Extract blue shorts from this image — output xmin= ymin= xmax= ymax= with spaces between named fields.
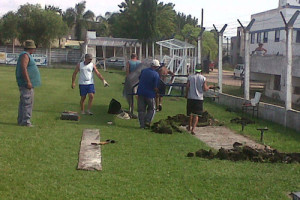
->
xmin=79 ymin=84 xmax=95 ymax=96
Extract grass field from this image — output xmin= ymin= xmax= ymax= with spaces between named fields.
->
xmin=0 ymin=65 xmax=299 ymax=200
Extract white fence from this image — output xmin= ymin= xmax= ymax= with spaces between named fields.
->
xmin=0 ymin=46 xmax=82 ymax=65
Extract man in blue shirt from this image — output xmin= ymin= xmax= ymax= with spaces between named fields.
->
xmin=137 ymin=60 xmax=160 ymax=129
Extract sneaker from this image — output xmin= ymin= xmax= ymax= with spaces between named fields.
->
xmin=81 ymin=111 xmax=85 ymax=115
xmin=20 ymin=123 xmax=34 ymax=127
xmin=158 ymin=104 xmax=162 ymax=111
xmin=145 ymin=122 xmax=151 ymax=129
xmin=86 ymin=111 xmax=93 ymax=115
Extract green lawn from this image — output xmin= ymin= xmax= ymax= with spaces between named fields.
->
xmin=0 ymin=65 xmax=299 ymax=200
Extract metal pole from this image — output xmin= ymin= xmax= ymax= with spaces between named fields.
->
xmin=244 ymin=30 xmax=250 ymax=100
xmin=218 ymin=34 xmax=223 ymax=93
xmin=139 ymin=43 xmax=142 ymax=60
xmin=146 ymin=42 xmax=149 ymax=58
xmin=197 ymin=37 xmax=201 ymax=64
xmin=227 ymin=37 xmax=229 ymax=58
xmin=152 ymin=42 xmax=155 ymax=59
xmin=285 ymin=27 xmax=293 ymax=110
xmin=160 ymin=45 xmax=162 ymax=62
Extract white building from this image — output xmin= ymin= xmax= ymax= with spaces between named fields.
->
xmin=247 ymin=0 xmax=300 ymax=105
xmin=250 ymin=0 xmax=300 ymax=55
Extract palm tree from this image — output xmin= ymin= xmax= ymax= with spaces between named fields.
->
xmin=62 ymin=1 xmax=96 ymax=40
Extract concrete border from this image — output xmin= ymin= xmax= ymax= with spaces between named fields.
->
xmin=216 ymin=92 xmax=300 ymax=132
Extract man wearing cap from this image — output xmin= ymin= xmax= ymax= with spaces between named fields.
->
xmin=72 ymin=54 xmax=109 ymax=115
xmin=137 ymin=59 xmax=160 ymax=129
xmin=16 ymin=40 xmax=41 ymax=127
xmin=185 ymin=69 xmax=211 ymax=135
xmin=155 ymin=62 xmax=175 ymax=111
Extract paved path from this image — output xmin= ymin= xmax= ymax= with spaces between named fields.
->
xmin=189 ymin=126 xmax=265 ymax=150
xmin=205 ymin=69 xmax=265 ymax=89
xmin=205 ymin=69 xmax=242 ymax=86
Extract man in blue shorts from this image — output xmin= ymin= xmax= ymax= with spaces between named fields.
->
xmin=185 ymin=69 xmax=212 ymax=134
xmin=72 ymin=54 xmax=109 ymax=115
xmin=137 ymin=60 xmax=160 ymax=129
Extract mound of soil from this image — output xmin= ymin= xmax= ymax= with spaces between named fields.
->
xmin=230 ymin=117 xmax=255 ymax=125
xmin=151 ymin=112 xmax=224 ymax=134
xmin=187 ymin=143 xmax=300 ymax=164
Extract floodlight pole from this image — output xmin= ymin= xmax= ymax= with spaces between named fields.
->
xmin=280 ymin=11 xmax=299 ymax=111
xmin=238 ymin=19 xmax=255 ymax=100
xmin=213 ymin=24 xmax=227 ymax=93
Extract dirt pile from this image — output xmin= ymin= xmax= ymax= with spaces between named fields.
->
xmin=230 ymin=117 xmax=255 ymax=125
xmin=187 ymin=143 xmax=300 ymax=164
xmin=151 ymin=112 xmax=224 ymax=134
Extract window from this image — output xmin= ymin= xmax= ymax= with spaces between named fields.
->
xmin=257 ymin=32 xmax=261 ymax=43
xmin=275 ymin=30 xmax=280 ymax=42
xmin=274 ymin=75 xmax=281 ymax=91
xmin=294 ymin=86 xmax=300 ymax=95
xmin=251 ymin=33 xmax=255 ymax=44
xmin=296 ymin=30 xmax=300 ymax=43
xmin=263 ymin=31 xmax=268 ymax=43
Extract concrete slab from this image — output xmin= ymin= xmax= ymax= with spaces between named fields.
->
xmin=77 ymin=129 xmax=102 ymax=171
xmin=187 ymin=126 xmax=265 ymax=150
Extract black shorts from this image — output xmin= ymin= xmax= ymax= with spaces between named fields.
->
xmin=187 ymin=99 xmax=203 ymax=116
xmin=158 ymin=80 xmax=166 ymax=95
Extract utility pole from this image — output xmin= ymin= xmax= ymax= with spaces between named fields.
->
xmin=238 ymin=19 xmax=255 ymax=100
xmin=226 ymin=37 xmax=229 ymax=58
xmin=197 ymin=26 xmax=205 ymax=66
xmin=280 ymin=11 xmax=299 ymax=111
xmin=200 ymin=9 xmax=204 ymax=67
xmin=213 ymin=24 xmax=227 ymax=93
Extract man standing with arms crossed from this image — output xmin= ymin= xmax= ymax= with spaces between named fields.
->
xmin=16 ymin=40 xmax=41 ymax=127
xmin=72 ymin=54 xmax=109 ymax=115
xmin=185 ymin=69 xmax=211 ymax=135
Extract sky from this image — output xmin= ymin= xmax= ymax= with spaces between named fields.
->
xmin=0 ymin=0 xmax=279 ymax=37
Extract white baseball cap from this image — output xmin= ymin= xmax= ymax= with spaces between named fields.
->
xmin=151 ymin=59 xmax=160 ymax=67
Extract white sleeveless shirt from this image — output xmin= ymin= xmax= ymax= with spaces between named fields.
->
xmin=187 ymin=74 xmax=206 ymax=100
xmin=79 ymin=61 xmax=94 ymax=85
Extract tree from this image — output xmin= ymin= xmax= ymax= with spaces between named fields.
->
xmin=175 ymin=24 xmax=218 ymax=61
xmin=110 ymin=0 xmax=142 ymax=38
xmin=139 ymin=0 xmax=157 ymax=42
xmin=17 ymin=4 xmax=68 ymax=47
xmin=156 ymin=2 xmax=176 ymax=40
xmin=62 ymin=1 xmax=96 ymax=40
xmin=202 ymin=31 xmax=218 ymax=61
xmin=95 ymin=12 xmax=112 ymax=37
xmin=1 ymin=11 xmax=19 ymax=51
xmin=45 ymin=5 xmax=62 ymax=15
xmin=63 ymin=8 xmax=76 ymax=29
xmin=175 ymin=12 xmax=198 ymax=32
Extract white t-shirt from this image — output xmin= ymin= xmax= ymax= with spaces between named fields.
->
xmin=79 ymin=61 xmax=94 ymax=85
xmin=187 ymin=74 xmax=206 ymax=100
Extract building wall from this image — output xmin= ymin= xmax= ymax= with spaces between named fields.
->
xmin=250 ymin=7 xmax=300 ymax=56
xmin=250 ymin=55 xmax=300 ymax=103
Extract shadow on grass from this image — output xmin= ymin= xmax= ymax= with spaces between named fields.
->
xmin=0 ymin=122 xmax=19 ymax=126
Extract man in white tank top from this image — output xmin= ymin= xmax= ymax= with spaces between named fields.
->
xmin=185 ymin=69 xmax=212 ymax=134
xmin=72 ymin=54 xmax=109 ymax=115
